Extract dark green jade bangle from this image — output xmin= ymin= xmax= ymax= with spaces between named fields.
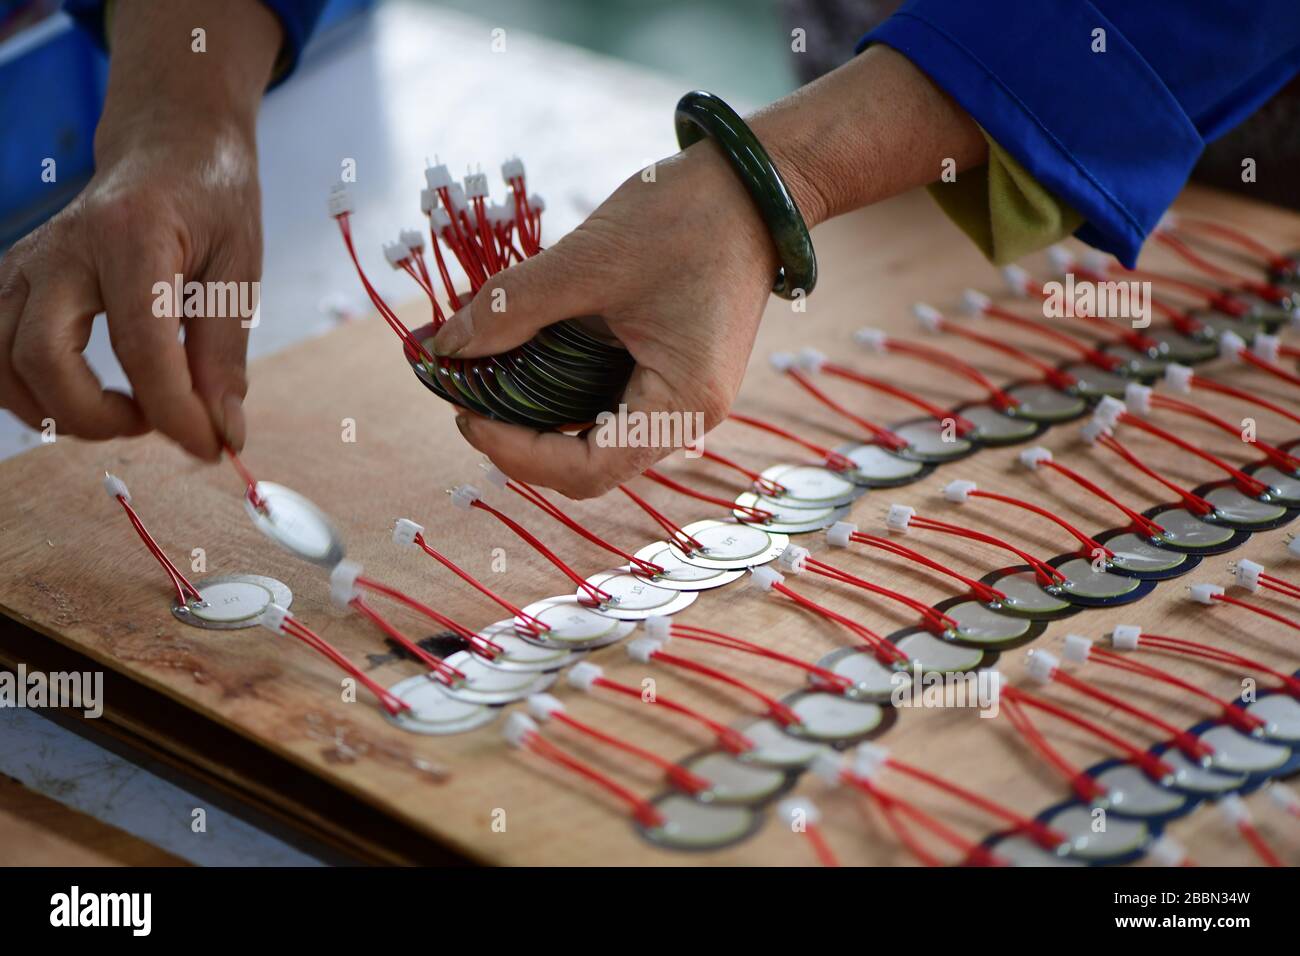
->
xmin=674 ymin=90 xmax=817 ymax=299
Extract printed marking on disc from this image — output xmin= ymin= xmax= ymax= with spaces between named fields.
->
xmin=1045 ymin=804 xmax=1148 ymax=862
xmin=1162 ymin=750 xmax=1245 ymax=793
xmin=734 ymin=718 xmax=826 ymax=768
xmin=474 ymin=620 xmax=582 ymax=672
xmin=1200 ymin=726 xmax=1291 ymax=774
xmin=683 ymin=752 xmax=790 ymax=805
xmin=1103 ymin=533 xmax=1187 ymax=574
xmin=1152 ymin=508 xmax=1235 ymax=549
xmin=1095 ymin=764 xmax=1187 ymax=818
xmin=958 ymin=404 xmax=1040 ymax=442
xmin=1203 ymin=485 xmax=1287 ymax=525
xmin=1060 ymin=363 xmax=1129 ymax=398
xmin=782 ymin=691 xmax=883 ymax=743
xmin=987 ymin=570 xmax=1072 ymax=614
xmin=172 ymin=574 xmax=291 ymax=630
xmin=1003 ymin=383 xmax=1086 ymax=421
xmin=758 ymin=463 xmax=860 ymax=506
xmin=630 ymin=541 xmax=744 ymax=591
xmin=833 ymin=443 xmax=925 ymax=484
xmin=514 ymin=596 xmax=636 ymax=649
xmin=1247 ymin=695 xmax=1300 ymax=742
xmin=386 ymin=675 xmax=497 ymax=735
xmin=245 ymin=481 xmax=345 ymax=566
xmin=733 ymin=492 xmax=848 ymax=533
xmin=439 ymin=650 xmax=557 ymax=705
xmin=582 ymin=569 xmax=697 ymax=620
xmin=890 ymin=418 xmax=973 ymax=461
xmin=944 ymin=600 xmax=1032 ymax=644
xmin=668 ymin=519 xmax=788 ymax=570
xmin=639 ymin=794 xmax=758 ymax=850
xmin=1054 ymin=557 xmax=1142 ymax=599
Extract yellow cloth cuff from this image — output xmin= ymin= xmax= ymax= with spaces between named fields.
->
xmin=928 ymin=132 xmax=1084 ymax=266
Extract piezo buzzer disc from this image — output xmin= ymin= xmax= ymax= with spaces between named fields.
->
xmin=832 ymin=442 xmax=931 ymax=487
xmin=1142 ymin=505 xmax=1248 ymax=554
xmin=757 ymin=463 xmax=861 ymax=507
xmin=1089 ymin=761 xmax=1193 ymax=821
xmin=244 ymin=481 xmax=345 ymax=567
xmin=979 ymin=567 xmax=1080 ymax=621
xmin=636 ymin=793 xmax=762 ymax=851
xmin=630 ymin=541 xmax=745 ymax=592
xmin=1244 ymin=460 xmax=1300 ymax=507
xmin=933 ymin=597 xmax=1045 ymax=648
xmin=1193 ymin=480 xmax=1295 ymax=531
xmin=514 ymin=596 xmax=637 ymax=650
xmin=733 ymin=492 xmax=849 ymax=534
xmin=679 ymin=751 xmax=796 ymax=806
xmin=1058 ymin=362 xmax=1133 ymax=398
xmin=777 ymin=690 xmax=893 ymax=745
xmin=1092 ymin=529 xmax=1200 ymax=581
xmin=439 ymin=650 xmax=558 ymax=705
xmin=474 ymin=620 xmax=584 ymax=673
xmin=1001 ymin=381 xmax=1088 ymax=423
xmin=385 ymin=675 xmax=498 ymax=736
xmin=952 ymin=402 xmax=1046 ymax=446
xmin=1044 ymin=555 xmax=1155 ymax=608
xmin=668 ymin=519 xmax=789 ymax=570
xmin=888 ymin=417 xmax=978 ymax=464
xmin=171 ymin=574 xmax=292 ymax=630
xmin=580 ymin=569 xmax=698 ymax=620
xmin=1036 ymin=803 xmax=1152 ymax=865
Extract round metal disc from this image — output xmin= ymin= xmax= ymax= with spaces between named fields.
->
xmin=668 ymin=519 xmax=789 ymax=570
xmin=385 ymin=675 xmax=498 ymax=736
xmin=832 ymin=442 xmax=930 ymax=488
xmin=1194 ymin=481 xmax=1294 ymax=531
xmin=1247 ymin=694 xmax=1300 ymax=743
xmin=952 ymin=402 xmax=1045 ymax=446
xmin=1093 ymin=529 xmax=1198 ymax=580
xmin=1144 ymin=505 xmax=1247 ymax=554
xmin=636 ymin=793 xmax=761 ymax=851
xmin=816 ymin=630 xmax=988 ymax=702
xmin=630 ymin=541 xmax=744 ymax=592
xmin=439 ymin=650 xmax=557 ymax=705
xmin=1183 ymin=309 xmax=1261 ymax=343
xmin=171 ymin=573 xmax=291 ymax=630
xmin=1199 ymin=725 xmax=1292 ymax=776
xmin=1155 ymin=748 xmax=1246 ymax=795
xmin=979 ymin=567 xmax=1078 ymax=619
xmin=681 ymin=751 xmax=795 ymax=806
xmin=473 ymin=620 xmax=584 ymax=673
xmin=733 ymin=492 xmax=849 ymax=534
xmin=937 ymin=598 xmax=1041 ymax=648
xmin=984 ymin=832 xmax=1083 ymax=867
xmin=1059 ymin=362 xmax=1132 ymax=398
xmin=757 ymin=463 xmax=861 ymax=507
xmin=1002 ymin=381 xmax=1088 ymax=422
xmin=1245 ymin=461 xmax=1300 ymax=506
xmin=1097 ymin=343 xmax=1169 ymax=378
xmin=778 ymin=690 xmax=892 ymax=744
xmin=581 ymin=569 xmax=698 ymax=620
xmin=888 ymin=417 xmax=978 ymax=463
xmin=1107 ymin=327 xmax=1219 ymax=366
xmin=1040 ymin=803 xmax=1151 ymax=865
xmin=514 ymin=595 xmax=636 ymax=649
xmin=1092 ymin=762 xmax=1192 ymax=820
xmin=1046 ymin=555 xmax=1154 ymax=607
xmin=244 ymin=481 xmax=345 ymax=567
xmin=732 ymin=716 xmax=828 ymax=768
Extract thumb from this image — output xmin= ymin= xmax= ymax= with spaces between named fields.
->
xmin=431 ymin=238 xmax=603 ymax=359
xmin=185 ymin=307 xmax=251 ymax=452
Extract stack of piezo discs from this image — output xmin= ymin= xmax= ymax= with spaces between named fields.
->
xmin=410 ymin=319 xmax=634 ymax=429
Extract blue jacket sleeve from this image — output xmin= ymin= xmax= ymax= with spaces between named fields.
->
xmin=860 ymin=1 xmax=1300 ymax=266
xmin=64 ymin=0 xmax=331 ymax=88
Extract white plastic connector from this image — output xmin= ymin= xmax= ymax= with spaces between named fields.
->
xmin=912 ymin=302 xmax=944 ymax=332
xmin=424 ymin=161 xmax=452 ymax=191
xmin=643 ymin=616 xmax=672 ymax=642
xmin=852 ymin=742 xmax=890 ymax=780
xmin=527 ymin=193 xmax=545 ymax=214
xmin=1111 ymin=624 xmax=1141 ymax=650
xmin=399 ymin=228 xmax=425 ymax=254
xmin=1080 ymin=248 xmax=1110 ymax=275
xmin=445 ymin=183 xmax=467 ymax=212
xmin=1233 ymin=558 xmax=1264 ymax=592
xmin=429 ymin=207 xmax=451 ymax=231
xmin=327 ymin=182 xmax=353 ymax=217
xmin=449 ymin=484 xmax=482 ymax=510
xmin=749 ymin=566 xmax=785 ymax=592
xmin=1080 ymin=417 xmax=1110 ymax=445
xmin=960 ymin=288 xmax=991 ymax=316
xmin=1188 ymin=583 xmax=1224 ymax=605
xmin=778 ymin=544 xmax=810 ymax=574
xmin=826 ymin=520 xmax=857 ymax=549
xmin=1164 ymin=363 xmax=1194 ymax=394
xmin=943 ymin=479 xmax=977 ymax=503
xmin=1147 ymin=835 xmax=1187 ymax=867
xmin=1093 ymin=395 xmax=1127 ymax=429
xmin=777 ymin=797 xmax=820 ymax=827
xmin=383 ymin=241 xmax=408 ymax=268
xmin=1062 ymin=634 xmax=1093 ymax=664
xmin=566 ymin=661 xmax=603 ymax=693
xmin=500 ymin=156 xmax=525 ymax=181
xmin=810 ymin=749 xmax=845 ymax=786
xmin=503 ymin=711 xmax=537 ymax=749
xmin=853 ymin=327 xmax=889 ymax=353
xmin=768 ymin=351 xmax=796 ymax=372
xmin=1018 ymin=446 xmax=1053 ymax=470
xmin=1001 ymin=264 xmax=1032 ymax=297
xmin=1026 ymin=649 xmax=1059 ymax=684
xmin=1046 ymin=244 xmax=1075 ymax=276
xmin=626 ymin=637 xmax=662 ymax=664
xmin=329 ymin=559 xmax=363 ymax=609
xmin=1217 ymin=793 xmax=1250 ymax=826
xmin=526 ymin=693 xmax=564 ymax=722
xmin=258 ymin=602 xmax=290 ymax=635
xmin=1124 ymin=383 xmax=1152 ymax=417
xmin=886 ymin=503 xmax=915 ymax=533
xmin=102 ymin=473 xmax=130 ymax=502
xmin=796 ymin=347 xmax=827 ymax=373
xmin=1268 ymin=782 xmax=1299 ymax=814
xmin=1219 ymin=329 xmax=1246 ymax=361
xmin=482 ymin=463 xmax=509 ymax=489
xmin=463 ymin=170 xmax=489 ymax=199
xmin=1252 ymin=333 xmax=1280 ymax=363
xmin=419 ymin=187 xmax=436 ymax=214
xmin=392 ymin=518 xmax=423 ymax=549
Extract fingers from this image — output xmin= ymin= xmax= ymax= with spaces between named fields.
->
xmin=184 ymin=296 xmax=252 ymax=453
xmin=9 ymin=252 xmax=147 ymax=441
xmin=432 ymin=234 xmax=605 ymax=359
xmin=0 ymin=259 xmax=45 ymax=430
xmin=99 ymin=232 xmax=223 ymax=460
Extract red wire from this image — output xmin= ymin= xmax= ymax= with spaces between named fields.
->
xmin=1035 ymin=458 xmax=1166 ymax=537
xmin=349 ymin=595 xmax=461 ymax=683
xmin=1089 ymin=646 xmax=1264 ymax=734
xmin=783 ymin=368 xmax=908 ymax=450
xmin=643 ymin=645 xmax=801 ymax=726
xmin=699 ymin=449 xmax=787 ymax=497
xmin=115 ymin=496 xmax=203 ymax=605
xmin=617 ymin=484 xmax=705 ymax=555
xmin=877 ymin=337 xmax=1019 ymax=409
xmin=967 ymin=488 xmax=1111 ymax=557
xmin=549 ymin=711 xmax=710 ymax=795
xmin=1094 ymin=433 xmax=1215 ymax=515
xmin=930 ymin=316 xmax=1077 ymax=388
xmin=769 ymin=579 xmax=909 ymax=665
xmin=846 ymin=531 xmax=1007 ymax=603
xmin=1209 ymin=591 xmax=1300 ymax=632
xmin=981 ymin=302 xmax=1121 ymax=370
xmin=411 ymin=532 xmax=544 ymax=638
xmin=282 ymin=616 xmax=409 ymax=715
xmin=522 ymin=730 xmax=663 ymax=828
xmin=1134 ymin=632 xmax=1300 ymax=697
xmin=667 ymin=622 xmax=854 ymax=692
xmin=468 ymin=499 xmax=612 ymax=606
xmin=803 ymin=823 xmax=840 ymax=867
xmin=1171 ymin=217 xmax=1297 ymax=273
xmin=804 ymin=556 xmax=957 ymax=634
xmin=592 ymin=675 xmax=753 ymax=754
xmin=726 ymin=412 xmax=855 ymax=472
xmin=642 ymin=469 xmax=773 ymax=524
xmin=821 ymin=361 xmax=976 ymax=434
xmin=908 ymin=514 xmax=1067 ymax=586
xmin=1147 ymin=395 xmax=1299 ymax=472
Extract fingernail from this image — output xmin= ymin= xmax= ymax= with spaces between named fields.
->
xmin=221 ymin=392 xmax=247 ymax=451
xmin=433 ymin=307 xmax=473 ymax=356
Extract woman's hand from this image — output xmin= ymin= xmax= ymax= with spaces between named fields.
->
xmin=433 ymin=46 xmax=985 ymax=498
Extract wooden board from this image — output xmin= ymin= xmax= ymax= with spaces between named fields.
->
xmin=1 ymin=185 xmax=1298 ymax=865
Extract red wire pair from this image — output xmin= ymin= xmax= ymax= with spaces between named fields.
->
xmin=888 ymin=506 xmax=1067 ymax=588
xmin=1190 ymin=584 xmax=1300 ymax=634
xmin=1140 ymin=391 xmax=1300 ymax=474
xmin=650 ymin=620 xmax=855 ymax=693
xmin=641 ymin=468 xmax=772 ymax=524
xmin=224 ymin=446 xmax=267 ymax=511
xmin=1164 ymin=216 xmax=1299 ymax=276
xmin=1018 ymin=446 xmax=1166 ymax=538
xmin=104 ymin=474 xmax=203 ymax=607
xmin=269 ymin=608 xmax=409 ymax=716
xmin=630 ymin=638 xmax=801 ymax=728
xmin=1002 ymin=264 xmax=1160 ymax=353
xmin=961 ymin=291 xmax=1123 ymax=371
xmin=754 ymin=569 xmax=909 ymax=666
xmin=830 ymin=523 xmax=1008 ymax=604
xmin=855 ymin=329 xmax=1020 ymax=411
xmin=777 ymin=364 xmax=917 ymax=451
xmin=1088 ymin=429 xmax=1216 ymax=516
xmin=726 ymin=412 xmax=856 ymax=472
xmin=1164 ymin=364 xmax=1300 ymax=432
xmin=1154 ymin=230 xmax=1291 ymax=305
xmin=1111 ymin=627 xmax=1300 ymax=699
xmin=784 ymin=549 xmax=958 ymax=635
xmin=945 ymin=480 xmax=1113 ymax=561
xmin=698 ymin=448 xmax=786 ymax=497
xmin=914 ymin=304 xmax=1078 ymax=390
xmin=345 ymin=574 xmax=470 ymax=684
xmin=617 ymin=484 xmax=705 ymax=555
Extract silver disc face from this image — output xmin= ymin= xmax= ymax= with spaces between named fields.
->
xmin=1103 ymin=533 xmax=1190 ymax=575
xmin=1250 ymin=464 xmax=1300 ymax=505
xmin=1044 ymin=804 xmax=1150 ymax=863
xmin=732 ymin=717 xmax=827 ymax=768
xmin=1060 ymin=363 xmax=1130 ymax=398
xmin=1248 ymin=695 xmax=1300 ymax=742
xmin=514 ymin=595 xmax=636 ymax=649
xmin=733 ymin=492 xmax=849 ymax=534
xmin=244 ymin=481 xmax=345 ymax=567
xmin=439 ymin=650 xmax=557 ymax=705
xmin=757 ymin=463 xmax=861 ymax=507
xmin=957 ymin=403 xmax=1042 ymax=443
xmin=1095 ymin=764 xmax=1188 ymax=818
xmin=682 ymin=751 xmax=793 ymax=806
xmin=1151 ymin=508 xmax=1236 ymax=549
xmin=815 ymin=647 xmax=907 ymax=701
xmin=171 ymin=574 xmax=292 ymax=630
xmin=780 ymin=691 xmax=886 ymax=743
xmin=944 ymin=600 xmax=1033 ymax=645
xmin=889 ymin=418 xmax=975 ymax=462
xmin=637 ymin=794 xmax=760 ymax=851
xmin=986 ymin=569 xmax=1074 ymax=616
xmin=1199 ymin=726 xmax=1291 ymax=775
xmin=988 ymin=834 xmax=1083 ymax=867
xmin=385 ymin=674 xmax=498 ymax=735
xmin=630 ymin=541 xmax=744 ymax=592
xmin=1203 ymin=485 xmax=1287 ymax=526
xmin=668 ymin=519 xmax=788 ymax=570
xmin=1003 ymin=382 xmax=1087 ymax=422
xmin=1161 ymin=749 xmax=1245 ymax=793
xmin=833 ymin=442 xmax=927 ymax=485
xmin=581 ymin=569 xmax=698 ymax=620
xmin=474 ymin=620 xmax=584 ymax=673
xmin=1053 ymin=557 xmax=1144 ymax=600
xmin=1099 ymin=343 xmax=1168 ymax=378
